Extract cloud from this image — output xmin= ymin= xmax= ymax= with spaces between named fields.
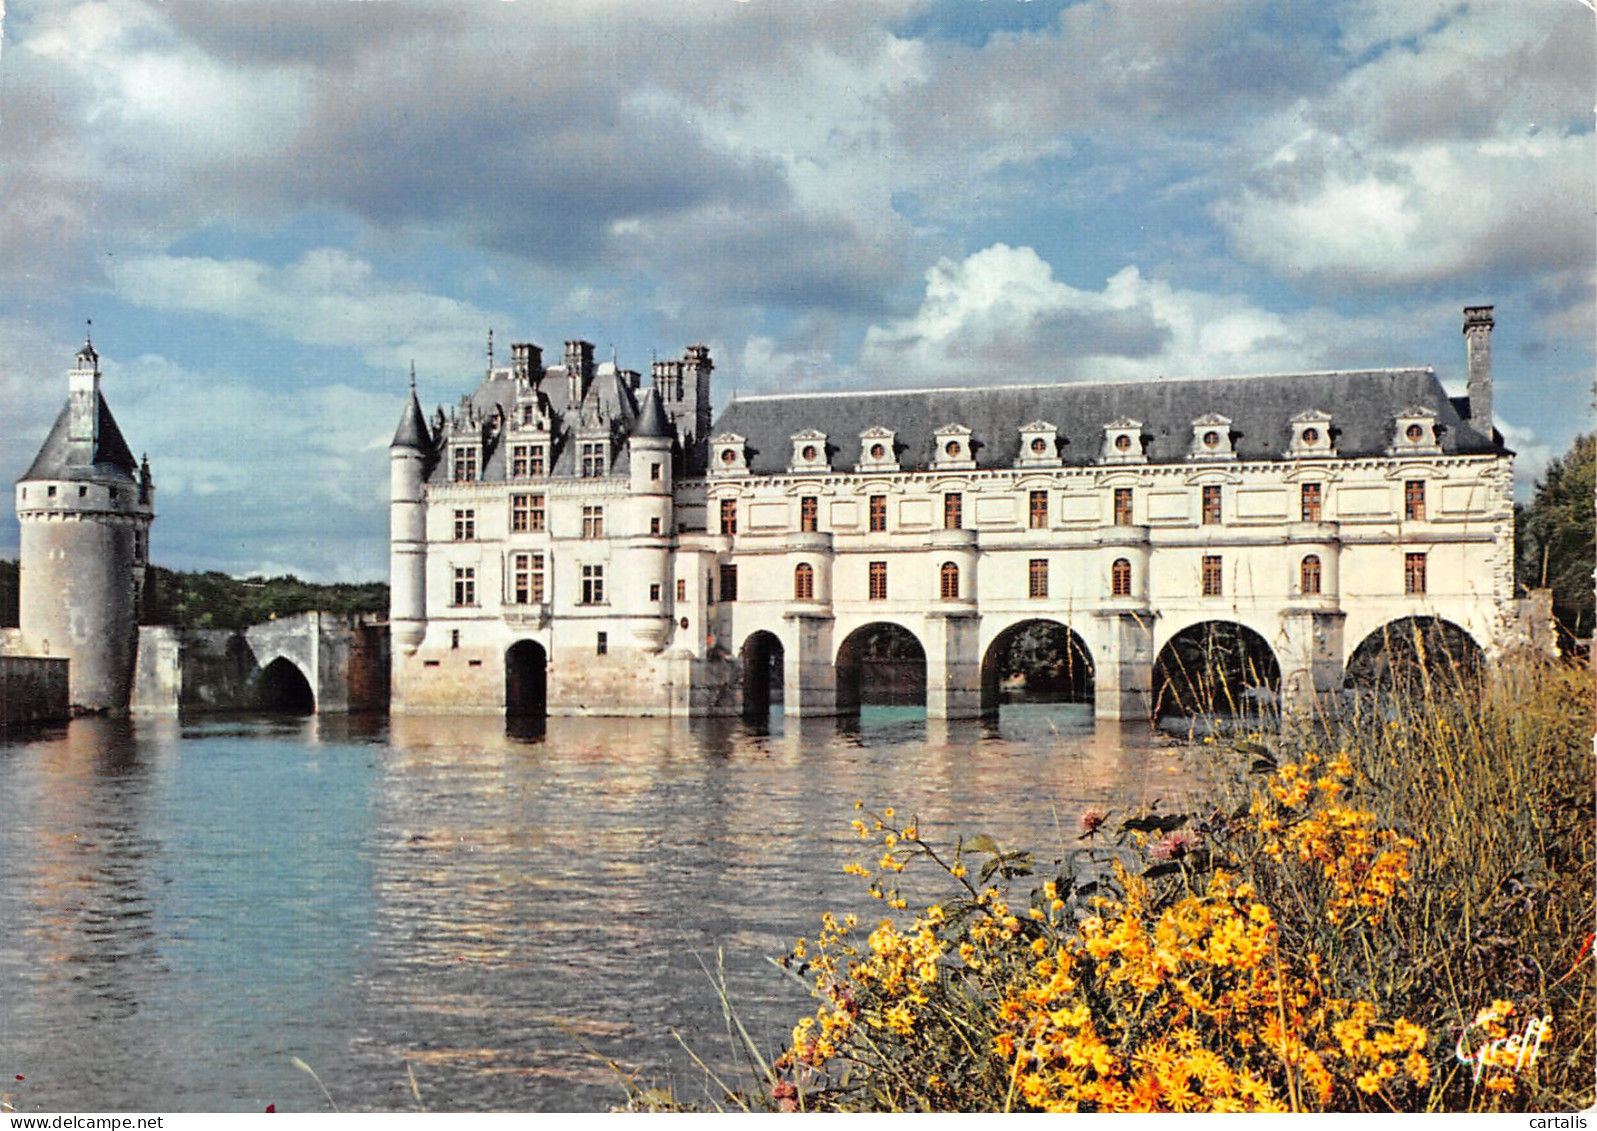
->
xmin=107 ymin=250 xmax=510 ymax=376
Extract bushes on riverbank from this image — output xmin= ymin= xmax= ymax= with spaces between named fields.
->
xmin=660 ymin=652 xmax=1592 ymax=1112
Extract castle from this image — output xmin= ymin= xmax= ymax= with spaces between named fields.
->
xmin=388 ymin=307 xmax=1516 ymax=721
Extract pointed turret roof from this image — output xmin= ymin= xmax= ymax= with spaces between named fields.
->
xmin=633 ymin=387 xmax=670 ymax=439
xmin=391 ymin=383 xmax=432 ymax=450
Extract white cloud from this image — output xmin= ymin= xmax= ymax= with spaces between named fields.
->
xmin=1497 ymin=419 xmax=1557 ymax=501
xmin=108 ymin=250 xmax=511 ymax=376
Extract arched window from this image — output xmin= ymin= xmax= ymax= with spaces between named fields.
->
xmin=1111 ymin=557 xmax=1132 ymax=597
xmin=1301 ymin=554 xmax=1322 ymax=596
xmin=939 ymin=561 xmax=960 ymax=600
xmin=793 ymin=562 xmax=815 ymax=600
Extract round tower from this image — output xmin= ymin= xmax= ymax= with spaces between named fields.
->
xmin=15 ymin=335 xmax=154 ymax=713
xmin=629 ymin=388 xmax=675 ymax=649
xmin=390 ymin=373 xmax=432 ymax=656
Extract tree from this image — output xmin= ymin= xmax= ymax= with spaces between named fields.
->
xmin=1516 ymin=434 xmax=1596 ymax=644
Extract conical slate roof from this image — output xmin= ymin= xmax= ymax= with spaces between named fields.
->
xmin=632 ymin=387 xmax=671 ymax=439
xmin=20 ymin=396 xmax=140 ymax=483
xmin=392 ymin=387 xmax=432 ymax=449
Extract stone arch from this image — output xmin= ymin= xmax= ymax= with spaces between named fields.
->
xmin=979 ymin=619 xmax=1094 ymax=715
xmin=1344 ymin=616 xmax=1484 ymax=695
xmin=1151 ymin=621 xmax=1281 ymax=719
xmin=835 ymin=622 xmax=926 ymax=714
xmin=505 ymin=640 xmax=548 ymax=720
xmin=254 ymin=655 xmax=315 ymax=714
xmin=740 ymin=630 xmax=786 ymax=722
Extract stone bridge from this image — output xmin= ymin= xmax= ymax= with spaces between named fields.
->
xmin=132 ymin=612 xmax=389 ymax=715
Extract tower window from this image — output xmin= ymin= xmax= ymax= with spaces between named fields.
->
xmin=1301 ymin=482 xmax=1322 ymax=523
xmin=940 ymin=561 xmax=960 ymax=600
xmin=720 ymin=499 xmax=738 ymax=535
xmin=1113 ymin=488 xmax=1133 ymax=526
xmin=1029 ymin=490 xmax=1048 ymax=529
xmin=1111 ymin=558 xmax=1131 ymax=597
xmin=1202 ymin=555 xmax=1222 ymax=597
xmin=794 ymin=562 xmax=815 ymax=600
xmin=676 ymin=578 xmax=686 ymax=602
xmin=1201 ymin=485 xmax=1222 ymax=525
xmin=800 ymin=496 xmax=818 ymax=532
xmin=944 ymin=492 xmax=962 ymax=530
xmin=1404 ymin=480 xmax=1426 ymax=521
xmin=1028 ymin=558 xmax=1048 ymax=599
xmin=1301 ymin=554 xmax=1322 ymax=596
xmin=650 ymin=462 xmax=662 ymax=481
xmin=869 ymin=495 xmax=887 ymax=533
xmin=868 ymin=560 xmax=887 ymax=601
xmin=650 ymin=516 xmax=661 ymax=535
xmin=1405 ymin=553 xmax=1426 ymax=595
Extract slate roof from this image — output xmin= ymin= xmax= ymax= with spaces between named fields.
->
xmin=710 ymin=368 xmax=1503 ymax=476
xmin=20 ymin=396 xmax=141 ymax=483
xmin=391 ymin=387 xmax=432 ymax=449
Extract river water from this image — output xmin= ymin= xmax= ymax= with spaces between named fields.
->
xmin=0 ymin=705 xmax=1198 ymax=1113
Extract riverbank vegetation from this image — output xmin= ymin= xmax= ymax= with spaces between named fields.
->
xmin=639 ymin=650 xmax=1592 ymax=1112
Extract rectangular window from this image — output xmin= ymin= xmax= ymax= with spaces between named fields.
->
xmin=944 ymin=492 xmax=963 ymax=530
xmin=582 ymin=505 xmax=604 ymax=539
xmin=596 ymin=632 xmax=608 ymax=656
xmin=649 ymin=516 xmax=662 ymax=535
xmin=649 ymin=583 xmax=661 ymax=602
xmin=869 ymin=495 xmax=887 ymax=533
xmin=719 ymin=563 xmax=738 ymax=602
xmin=677 ymin=578 xmax=687 ymax=602
xmin=868 ymin=560 xmax=888 ymax=601
xmin=1405 ymin=552 xmax=1426 ymax=595
xmin=529 ymin=446 xmax=545 ymax=476
xmin=530 ymin=494 xmax=545 ymax=532
xmin=1301 ymin=482 xmax=1322 ymax=523
xmin=1202 ymin=555 xmax=1223 ymax=597
xmin=1114 ymin=487 xmax=1133 ymax=527
xmin=1029 ymin=490 xmax=1049 ymax=530
xmin=720 ymin=499 xmax=738 ymax=535
xmin=580 ymin=441 xmax=606 ymax=478
xmin=511 ymin=444 xmax=530 ymax=479
xmin=453 ymin=445 xmax=478 ymax=483
xmin=650 ymin=462 xmax=662 ymax=481
xmin=1404 ymin=480 xmax=1426 ymax=521
xmin=581 ymin=564 xmax=605 ymax=605
xmin=800 ymin=496 xmax=819 ymax=532
xmin=453 ymin=509 xmax=475 ymax=541
xmin=511 ymin=495 xmax=531 ymax=534
xmin=452 ymin=567 xmax=476 ymax=607
xmin=512 ymin=553 xmax=545 ymax=604
xmin=1201 ymin=485 xmax=1222 ymax=525
xmin=1028 ymin=558 xmax=1048 ymax=599
xmin=530 ymin=553 xmax=544 ymax=603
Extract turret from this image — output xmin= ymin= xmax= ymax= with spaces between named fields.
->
xmin=15 ymin=332 xmax=153 ymax=712
xmin=1463 ymin=305 xmax=1494 ymax=439
xmin=628 ymin=388 xmax=675 ymax=651
xmin=389 ymin=372 xmax=432 ymax=655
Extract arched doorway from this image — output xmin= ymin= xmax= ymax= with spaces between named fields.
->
xmin=1344 ymin=617 xmax=1484 ymax=696
xmin=740 ymin=631 xmax=785 ymax=722
xmin=505 ymin=640 xmax=548 ymax=720
xmin=254 ymin=657 xmax=315 ymax=714
xmin=980 ymin=620 xmax=1094 ymax=715
xmin=836 ymin=623 xmax=926 ymax=715
xmin=1152 ymin=622 xmax=1280 ymax=719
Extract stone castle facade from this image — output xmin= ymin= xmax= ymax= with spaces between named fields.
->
xmin=388 ymin=307 xmax=1517 ymax=721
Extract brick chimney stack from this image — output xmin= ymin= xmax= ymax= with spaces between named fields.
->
xmin=1463 ymin=305 xmax=1494 ymax=438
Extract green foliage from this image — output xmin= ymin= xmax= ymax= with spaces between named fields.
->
xmin=1516 ymin=433 xmax=1595 ymax=641
xmin=140 ymin=566 xmax=387 ymax=630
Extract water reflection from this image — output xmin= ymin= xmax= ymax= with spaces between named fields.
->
xmin=1 ymin=706 xmax=1197 ymax=1113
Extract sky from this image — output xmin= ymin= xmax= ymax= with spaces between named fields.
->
xmin=0 ymin=0 xmax=1591 ymax=582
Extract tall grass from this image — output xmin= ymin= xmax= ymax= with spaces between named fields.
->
xmin=643 ymin=651 xmax=1592 ymax=1112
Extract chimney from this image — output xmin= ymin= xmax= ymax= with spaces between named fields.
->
xmin=511 ymin=341 xmax=542 ymax=383
xmin=1463 ymin=305 xmax=1494 ymax=437
xmin=69 ymin=337 xmax=101 ymax=448
xmin=565 ymin=339 xmax=595 ymax=404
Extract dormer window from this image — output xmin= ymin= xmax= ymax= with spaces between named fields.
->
xmin=1288 ymin=410 xmax=1335 ymax=459
xmin=579 ymin=440 xmax=608 ymax=478
xmin=1016 ymin=420 xmax=1061 ymax=468
xmin=453 ymin=444 xmax=479 ymax=482
xmin=1188 ymin=413 xmax=1236 ymax=461
xmin=932 ymin=424 xmax=976 ymax=471
xmin=1102 ymin=418 xmax=1146 ymax=464
xmin=857 ymin=427 xmax=900 ymax=473
xmin=788 ymin=429 xmax=830 ymax=473
xmin=713 ymin=433 xmax=750 ymax=476
xmin=1389 ymin=407 xmax=1442 ymax=455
